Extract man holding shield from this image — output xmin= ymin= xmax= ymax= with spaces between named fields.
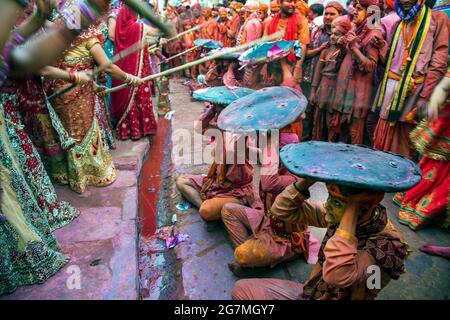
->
xmin=232 ymin=142 xmax=418 ymax=300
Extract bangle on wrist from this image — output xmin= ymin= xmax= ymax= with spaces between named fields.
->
xmin=12 ymin=33 xmax=25 ymax=46
xmin=336 ymin=228 xmax=357 ymax=242
xmin=69 ymin=70 xmax=76 ymax=83
xmin=78 ymin=1 xmax=99 ymax=22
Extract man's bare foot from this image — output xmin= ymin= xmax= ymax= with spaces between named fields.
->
xmin=419 ymin=245 xmax=450 ymax=259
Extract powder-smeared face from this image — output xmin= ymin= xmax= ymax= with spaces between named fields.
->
xmin=193 ymin=8 xmax=201 ymax=18
xmin=259 ymin=9 xmax=268 ymax=20
xmin=330 ymin=25 xmax=345 ymax=44
xmin=220 ymin=10 xmax=228 ymax=20
xmin=239 ymin=9 xmax=248 ymax=20
xmin=353 ymin=3 xmax=367 ymax=25
xmin=323 ymin=7 xmax=340 ymax=26
xmin=281 ymin=0 xmax=296 ymax=16
xmin=399 ymin=0 xmax=418 ymax=12
xmin=324 ymin=196 xmax=348 ymax=225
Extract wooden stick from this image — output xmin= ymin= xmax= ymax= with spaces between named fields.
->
xmin=159 ymin=41 xmax=211 ymax=65
xmin=104 ymin=30 xmax=285 ymax=94
xmin=47 ymin=39 xmax=153 ymax=101
xmin=148 ymin=22 xmax=207 ymax=50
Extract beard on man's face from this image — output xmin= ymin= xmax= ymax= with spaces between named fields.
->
xmin=399 ymin=0 xmax=417 ymax=12
xmin=281 ymin=5 xmax=295 ymax=16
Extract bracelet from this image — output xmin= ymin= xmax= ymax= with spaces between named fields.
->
xmin=60 ymin=0 xmax=101 ymax=32
xmin=60 ymin=3 xmax=81 ymax=32
xmin=78 ymin=1 xmax=98 ymax=22
xmin=336 ymin=228 xmax=357 ymax=242
xmin=69 ymin=70 xmax=76 ymax=83
xmin=12 ymin=33 xmax=25 ymax=46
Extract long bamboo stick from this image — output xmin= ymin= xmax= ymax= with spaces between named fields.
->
xmin=47 ymin=40 xmax=152 ymax=101
xmin=159 ymin=41 xmax=211 ymax=65
xmin=148 ymin=22 xmax=207 ymax=50
xmin=104 ymin=30 xmax=285 ymax=94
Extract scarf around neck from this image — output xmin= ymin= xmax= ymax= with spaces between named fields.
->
xmin=269 ymin=13 xmax=298 ymax=62
xmin=395 ymin=0 xmax=424 ymax=22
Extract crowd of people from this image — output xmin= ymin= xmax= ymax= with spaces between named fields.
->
xmin=0 ymin=0 xmax=448 ymax=300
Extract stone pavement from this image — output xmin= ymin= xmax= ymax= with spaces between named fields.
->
xmin=156 ymin=81 xmax=450 ymax=300
xmin=1 ymin=139 xmax=150 ymax=300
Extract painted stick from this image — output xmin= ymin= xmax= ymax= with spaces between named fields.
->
xmin=104 ymin=30 xmax=285 ymax=94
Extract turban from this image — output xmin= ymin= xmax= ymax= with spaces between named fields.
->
xmin=331 ymin=16 xmax=353 ymax=34
xmin=385 ymin=0 xmax=395 ymax=10
xmin=270 ymin=1 xmax=280 ymax=10
xmin=260 ymin=3 xmax=269 ymax=12
xmin=295 ymin=0 xmax=309 ymax=16
xmin=355 ymin=0 xmax=380 ymax=7
xmin=325 ymin=1 xmax=344 ymax=14
xmin=191 ymin=3 xmax=201 ymax=10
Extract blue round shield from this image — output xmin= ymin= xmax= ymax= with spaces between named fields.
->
xmin=217 ymin=86 xmax=307 ymax=132
xmin=194 ymin=39 xmax=223 ymax=50
xmin=193 ymin=86 xmax=255 ymax=105
xmin=280 ymin=141 xmax=422 ymax=192
xmin=239 ymin=40 xmax=295 ymax=67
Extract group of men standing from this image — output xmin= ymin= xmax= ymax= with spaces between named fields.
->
xmin=164 ymin=0 xmax=448 ymax=161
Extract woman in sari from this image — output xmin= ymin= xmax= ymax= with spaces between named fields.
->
xmin=45 ymin=22 xmax=141 ymax=194
xmin=110 ymin=5 xmax=160 ymax=140
xmin=394 ymin=69 xmax=450 ymax=231
xmin=0 ymin=3 xmax=81 ymax=295
xmin=101 ymin=0 xmax=122 ymax=140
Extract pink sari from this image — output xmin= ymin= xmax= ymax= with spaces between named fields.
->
xmin=111 ymin=6 xmax=157 ymax=140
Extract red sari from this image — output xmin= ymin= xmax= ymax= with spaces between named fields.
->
xmin=394 ymin=102 xmax=450 ymax=230
xmin=111 ymin=6 xmax=157 ymax=140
